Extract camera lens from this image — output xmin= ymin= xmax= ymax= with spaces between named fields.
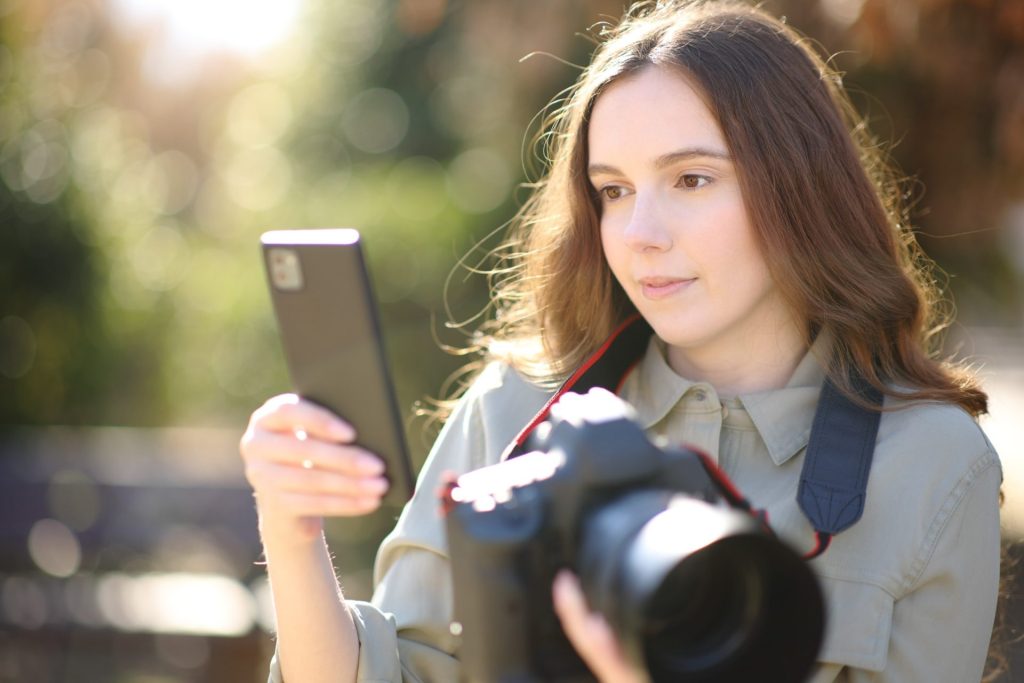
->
xmin=643 ymin=544 xmax=762 ymax=674
xmin=578 ymin=492 xmax=823 ymax=683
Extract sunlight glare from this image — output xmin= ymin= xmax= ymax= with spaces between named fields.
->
xmin=110 ymin=0 xmax=306 ymax=83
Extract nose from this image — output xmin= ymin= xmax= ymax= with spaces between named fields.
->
xmin=622 ymin=195 xmax=673 ymax=253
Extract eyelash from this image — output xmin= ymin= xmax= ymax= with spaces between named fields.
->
xmin=676 ymin=173 xmax=712 ymax=190
xmin=596 ymin=174 xmax=713 ymax=202
xmin=598 ymin=185 xmax=629 ymax=201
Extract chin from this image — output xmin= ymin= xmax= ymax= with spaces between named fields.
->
xmin=641 ymin=313 xmax=714 ymax=351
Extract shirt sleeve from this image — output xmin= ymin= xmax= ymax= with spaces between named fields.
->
xmin=809 ymin=451 xmax=1002 ymax=683
xmin=870 ymin=452 xmax=1001 ymax=682
xmin=267 ymin=362 xmax=549 ymax=683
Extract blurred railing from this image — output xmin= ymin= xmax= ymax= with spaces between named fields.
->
xmin=0 ymin=427 xmax=275 ymax=682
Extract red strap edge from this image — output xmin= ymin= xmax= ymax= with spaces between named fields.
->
xmin=803 ymin=531 xmax=832 ymax=560
xmin=502 ymin=313 xmax=643 ymax=460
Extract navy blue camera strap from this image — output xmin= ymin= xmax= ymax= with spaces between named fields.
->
xmin=798 ymin=371 xmax=883 ymax=556
xmin=502 ymin=314 xmax=883 ymax=559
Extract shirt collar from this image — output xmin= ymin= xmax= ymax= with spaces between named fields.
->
xmin=623 ymin=334 xmax=829 ymax=467
xmin=625 ymin=336 xmax=703 ymax=428
xmin=738 ymin=336 xmax=828 ymax=466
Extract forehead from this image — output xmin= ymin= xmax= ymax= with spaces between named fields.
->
xmin=587 ymin=65 xmax=726 ymax=160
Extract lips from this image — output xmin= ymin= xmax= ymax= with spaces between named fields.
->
xmin=638 ymin=276 xmax=696 ymax=300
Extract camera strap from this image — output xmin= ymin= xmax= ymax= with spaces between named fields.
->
xmin=501 ymin=314 xmax=883 ymax=560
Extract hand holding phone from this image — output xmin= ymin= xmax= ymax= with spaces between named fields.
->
xmin=259 ymin=228 xmax=415 ymax=508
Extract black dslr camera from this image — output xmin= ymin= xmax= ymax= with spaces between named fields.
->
xmin=444 ymin=389 xmax=824 ymax=683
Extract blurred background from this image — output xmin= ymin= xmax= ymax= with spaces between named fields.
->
xmin=0 ymin=0 xmax=1021 ymax=680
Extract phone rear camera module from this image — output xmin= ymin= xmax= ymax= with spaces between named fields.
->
xmin=269 ymin=248 xmax=304 ymax=291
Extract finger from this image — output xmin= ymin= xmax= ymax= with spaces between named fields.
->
xmin=250 ymin=394 xmax=355 ymax=442
xmin=553 ymin=571 xmax=645 ymax=683
xmin=246 ymin=460 xmax=389 ymax=498
xmin=552 ymin=571 xmax=601 ymax=648
xmin=243 ymin=430 xmax=385 ymax=476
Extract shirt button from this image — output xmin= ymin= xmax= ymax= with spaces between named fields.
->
xmin=721 ymin=404 xmax=730 ymax=419
xmin=693 ymin=389 xmax=707 ymax=401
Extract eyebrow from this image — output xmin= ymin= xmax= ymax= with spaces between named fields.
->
xmin=587 ymin=147 xmax=732 ymax=177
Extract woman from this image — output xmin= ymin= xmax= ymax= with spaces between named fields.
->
xmin=240 ymin=2 xmax=1002 ymax=681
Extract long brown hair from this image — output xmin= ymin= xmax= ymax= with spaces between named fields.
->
xmin=473 ymin=0 xmax=986 ymax=415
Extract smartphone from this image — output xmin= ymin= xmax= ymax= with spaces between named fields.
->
xmin=261 ymin=228 xmax=414 ymax=507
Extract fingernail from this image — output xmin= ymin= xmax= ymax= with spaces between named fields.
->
xmin=552 ymin=570 xmax=570 ymax=596
xmin=331 ymin=422 xmax=355 ymax=440
xmin=358 ymin=456 xmax=385 ymax=474
xmin=362 ymin=477 xmax=389 ymax=493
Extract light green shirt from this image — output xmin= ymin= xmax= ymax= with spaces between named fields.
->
xmin=270 ymin=338 xmax=1001 ymax=682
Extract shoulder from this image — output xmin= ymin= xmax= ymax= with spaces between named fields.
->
xmin=464 ymin=360 xmax=552 ymax=405
xmin=874 ymin=398 xmax=1000 ymax=489
xmin=457 ymin=361 xmax=554 ymax=428
xmin=879 ymin=397 xmax=991 ymax=452
xmin=810 ymin=398 xmax=1002 ymax=672
xmin=438 ymin=361 xmax=554 ymax=471
xmin=870 ymin=399 xmax=1001 ymax=554
xmin=820 ymin=397 xmax=1001 ymax=589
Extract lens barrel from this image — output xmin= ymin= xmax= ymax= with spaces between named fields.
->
xmin=578 ymin=492 xmax=824 ymax=683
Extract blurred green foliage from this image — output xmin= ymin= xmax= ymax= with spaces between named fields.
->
xmin=1 ymin=5 xmax=1020 ymax=679
xmin=1 ymin=0 xmax=1022 ymax=461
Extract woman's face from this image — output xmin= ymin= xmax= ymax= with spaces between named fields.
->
xmin=588 ymin=65 xmax=796 ymax=365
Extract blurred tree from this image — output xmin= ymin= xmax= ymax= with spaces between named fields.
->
xmin=0 ymin=1 xmax=171 ymax=426
xmin=0 ymin=0 xmax=1020 ymax=435
xmin=767 ymin=0 xmax=1024 ymax=324
xmin=273 ymin=0 xmax=630 ymax=456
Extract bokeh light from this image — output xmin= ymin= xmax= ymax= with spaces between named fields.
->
xmin=95 ymin=572 xmax=256 ymax=636
xmin=110 ymin=0 xmax=307 ymax=83
xmin=28 ymin=519 xmax=82 ymax=579
xmin=222 ymin=145 xmax=293 ymax=211
xmin=342 ymin=88 xmax=410 ymax=154
xmin=447 ymin=147 xmax=513 ymax=214
xmin=1 ymin=0 xmax=1022 ymax=679
xmin=227 ymin=82 xmax=294 ymax=149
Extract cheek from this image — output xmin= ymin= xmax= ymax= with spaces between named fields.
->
xmin=733 ymin=221 xmax=771 ymax=283
xmin=698 ymin=204 xmax=770 ymax=289
xmin=725 ymin=236 xmax=775 ymax=305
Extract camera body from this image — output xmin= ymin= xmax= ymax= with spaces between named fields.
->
xmin=444 ymin=389 xmax=823 ymax=683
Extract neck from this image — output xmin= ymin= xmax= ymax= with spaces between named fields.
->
xmin=665 ymin=318 xmax=807 ymax=398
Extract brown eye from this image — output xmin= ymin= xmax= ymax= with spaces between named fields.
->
xmin=679 ymin=174 xmax=711 ymax=190
xmin=598 ymin=185 xmax=628 ymax=202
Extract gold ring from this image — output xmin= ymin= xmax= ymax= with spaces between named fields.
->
xmin=301 ymin=458 xmax=314 ymax=470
